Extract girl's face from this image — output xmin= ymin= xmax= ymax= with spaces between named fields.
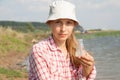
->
xmin=48 ymin=19 xmax=76 ymax=42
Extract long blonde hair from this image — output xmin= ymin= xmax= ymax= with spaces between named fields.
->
xmin=66 ymin=31 xmax=81 ymax=68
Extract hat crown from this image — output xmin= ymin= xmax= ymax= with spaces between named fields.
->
xmin=50 ymin=0 xmax=75 ymax=8
xmin=46 ymin=0 xmax=79 ymax=25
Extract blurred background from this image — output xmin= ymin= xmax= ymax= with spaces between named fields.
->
xmin=0 ymin=0 xmax=120 ymax=80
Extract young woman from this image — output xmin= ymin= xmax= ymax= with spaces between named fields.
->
xmin=29 ymin=0 xmax=96 ymax=80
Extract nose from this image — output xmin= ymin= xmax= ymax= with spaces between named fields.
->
xmin=60 ymin=24 xmax=66 ymax=32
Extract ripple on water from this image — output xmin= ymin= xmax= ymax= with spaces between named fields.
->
xmin=82 ymin=36 xmax=120 ymax=80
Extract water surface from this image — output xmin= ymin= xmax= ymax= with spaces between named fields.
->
xmin=82 ymin=36 xmax=120 ymax=80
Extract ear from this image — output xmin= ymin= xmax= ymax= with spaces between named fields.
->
xmin=74 ymin=21 xmax=78 ymax=27
xmin=46 ymin=21 xmax=51 ymax=28
xmin=46 ymin=20 xmax=52 ymax=25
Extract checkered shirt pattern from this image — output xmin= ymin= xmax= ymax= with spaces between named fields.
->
xmin=29 ymin=36 xmax=96 ymax=80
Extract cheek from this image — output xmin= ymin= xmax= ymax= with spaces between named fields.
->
xmin=49 ymin=24 xmax=57 ymax=33
xmin=51 ymin=27 xmax=59 ymax=34
xmin=69 ymin=27 xmax=74 ymax=33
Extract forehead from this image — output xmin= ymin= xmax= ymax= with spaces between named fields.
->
xmin=47 ymin=18 xmax=76 ymax=25
xmin=53 ymin=18 xmax=74 ymax=22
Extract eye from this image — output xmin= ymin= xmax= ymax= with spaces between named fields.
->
xmin=67 ymin=21 xmax=74 ymax=25
xmin=54 ymin=20 xmax=61 ymax=24
xmin=53 ymin=20 xmax=62 ymax=26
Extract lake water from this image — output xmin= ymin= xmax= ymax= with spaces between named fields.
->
xmin=82 ymin=36 xmax=120 ymax=80
xmin=24 ymin=36 xmax=120 ymax=80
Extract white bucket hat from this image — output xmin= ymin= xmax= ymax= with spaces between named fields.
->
xmin=46 ymin=0 xmax=79 ymax=25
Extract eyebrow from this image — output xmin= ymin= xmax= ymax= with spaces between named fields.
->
xmin=56 ymin=19 xmax=74 ymax=22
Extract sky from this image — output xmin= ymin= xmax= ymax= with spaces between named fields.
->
xmin=0 ymin=0 xmax=120 ymax=30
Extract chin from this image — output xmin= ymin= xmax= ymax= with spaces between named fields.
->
xmin=58 ymin=37 xmax=68 ymax=41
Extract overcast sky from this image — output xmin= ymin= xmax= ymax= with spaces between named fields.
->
xmin=0 ymin=0 xmax=120 ymax=30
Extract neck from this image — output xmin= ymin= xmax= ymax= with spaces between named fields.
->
xmin=52 ymin=35 xmax=68 ymax=54
xmin=53 ymin=37 xmax=66 ymax=49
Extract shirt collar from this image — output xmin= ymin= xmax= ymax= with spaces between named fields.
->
xmin=47 ymin=35 xmax=58 ymax=51
xmin=48 ymin=35 xmax=70 ymax=59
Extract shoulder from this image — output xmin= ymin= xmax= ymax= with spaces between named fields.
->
xmin=30 ymin=39 xmax=51 ymax=62
xmin=31 ymin=36 xmax=56 ymax=58
xmin=32 ymin=38 xmax=49 ymax=52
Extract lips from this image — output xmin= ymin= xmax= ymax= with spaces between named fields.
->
xmin=59 ymin=34 xmax=67 ymax=37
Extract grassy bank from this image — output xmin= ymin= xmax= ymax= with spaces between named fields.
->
xmin=0 ymin=27 xmax=49 ymax=54
xmin=0 ymin=27 xmax=49 ymax=80
xmin=0 ymin=67 xmax=24 ymax=79
xmin=76 ymin=30 xmax=120 ymax=39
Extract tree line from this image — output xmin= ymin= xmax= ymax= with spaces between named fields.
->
xmin=0 ymin=21 xmax=48 ymax=32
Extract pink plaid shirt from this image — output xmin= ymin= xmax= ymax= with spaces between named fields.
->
xmin=29 ymin=36 xmax=96 ymax=80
